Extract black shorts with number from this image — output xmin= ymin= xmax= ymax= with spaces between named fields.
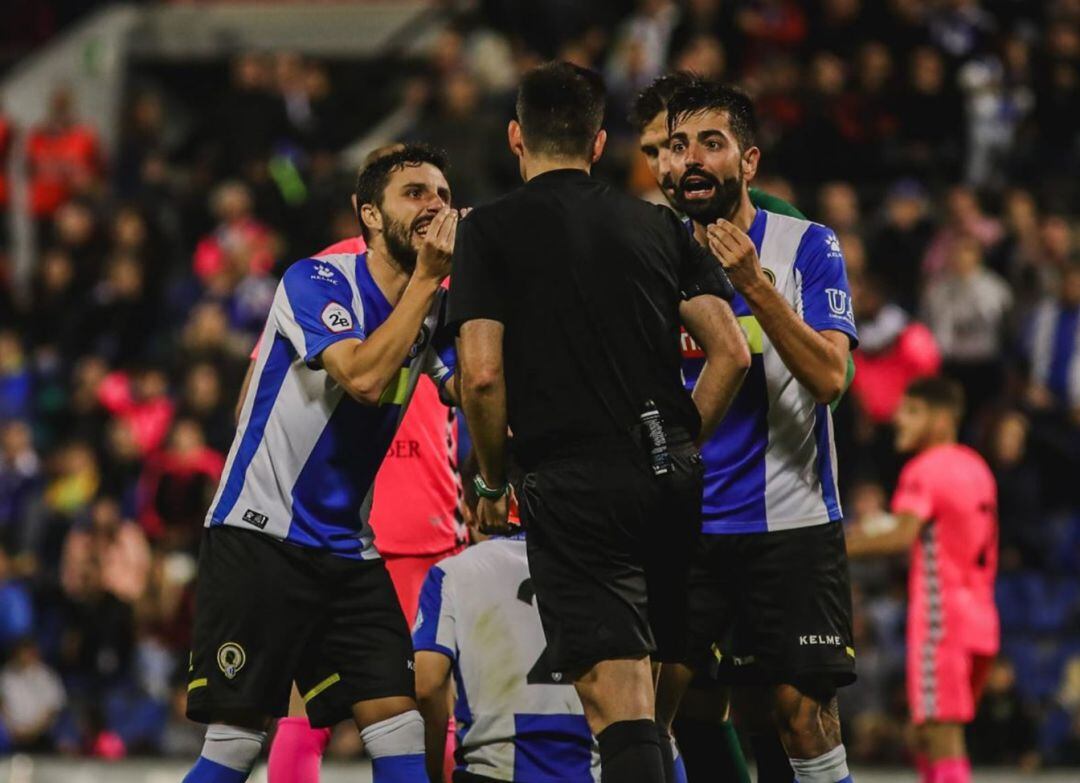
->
xmin=186 ymin=526 xmax=415 ymax=728
xmin=518 ymin=439 xmax=704 ymax=676
xmin=687 ymin=521 xmax=856 ymax=687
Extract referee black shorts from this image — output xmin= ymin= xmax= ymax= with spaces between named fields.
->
xmin=186 ymin=526 xmax=415 ymax=728
xmin=687 ymin=521 xmax=856 ymax=688
xmin=518 ymin=440 xmax=704 ymax=677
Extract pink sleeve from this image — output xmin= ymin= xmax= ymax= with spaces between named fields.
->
xmin=901 ymin=323 xmax=942 ymax=376
xmin=891 ymin=460 xmax=935 ymax=521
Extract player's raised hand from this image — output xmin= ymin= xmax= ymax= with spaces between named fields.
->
xmin=706 ymin=219 xmax=765 ymax=293
xmin=416 ymin=207 xmax=458 ymax=282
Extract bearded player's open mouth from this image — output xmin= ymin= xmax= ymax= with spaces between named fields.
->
xmin=680 ymin=173 xmax=717 ymax=201
xmin=413 ymin=216 xmax=434 ymax=237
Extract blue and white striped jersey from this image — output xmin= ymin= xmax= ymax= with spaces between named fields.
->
xmin=1026 ymin=298 xmax=1080 ymax=409
xmin=681 ymin=210 xmax=858 ymax=534
xmin=204 ymin=252 xmax=455 ymax=558
xmin=413 ymin=536 xmax=599 ymax=783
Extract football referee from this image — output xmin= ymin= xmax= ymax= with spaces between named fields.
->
xmin=448 ymin=62 xmax=749 ymax=783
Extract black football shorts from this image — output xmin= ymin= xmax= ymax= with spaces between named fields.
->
xmin=518 ymin=440 xmax=704 ymax=677
xmin=687 ymin=521 xmax=856 ymax=687
xmin=186 ymin=526 xmax=415 ymax=728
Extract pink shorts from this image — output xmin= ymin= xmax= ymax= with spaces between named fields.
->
xmin=383 ymin=547 xmax=463 ymax=626
xmin=907 ymin=637 xmax=993 ymax=724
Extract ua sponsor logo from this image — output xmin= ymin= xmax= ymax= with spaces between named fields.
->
xmin=321 ymin=303 xmax=353 ymax=333
xmin=799 ymin=634 xmax=843 ymax=646
xmin=217 ymin=642 xmax=247 ymax=679
xmin=825 ymin=288 xmax=855 ymax=324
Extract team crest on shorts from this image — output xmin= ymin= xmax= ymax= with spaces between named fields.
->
xmin=217 ymin=642 xmax=247 ymax=679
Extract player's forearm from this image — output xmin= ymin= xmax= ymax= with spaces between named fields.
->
xmin=417 ymin=681 xmax=451 ymax=782
xmin=462 ymin=378 xmax=508 ymax=486
xmin=693 ymin=357 xmax=747 ymax=446
xmin=741 ymin=280 xmax=847 ymax=404
xmin=336 ymin=274 xmax=441 ymax=404
xmin=681 ymin=296 xmax=751 ymax=444
xmin=459 ymin=320 xmax=508 ymax=486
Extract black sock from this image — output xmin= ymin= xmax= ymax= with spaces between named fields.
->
xmin=657 ymin=729 xmax=676 ymax=783
xmin=673 ymin=714 xmax=750 ymax=782
xmin=597 ymin=719 xmax=666 ymax=783
xmin=751 ymin=730 xmax=795 ymax=783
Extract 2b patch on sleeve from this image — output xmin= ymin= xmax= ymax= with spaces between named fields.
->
xmin=321 ymin=303 xmax=354 ymax=333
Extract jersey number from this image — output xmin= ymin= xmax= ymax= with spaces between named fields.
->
xmin=516 ymin=579 xmax=564 ymax=685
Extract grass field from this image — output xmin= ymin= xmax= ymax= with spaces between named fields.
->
xmin=0 ymin=757 xmax=1068 ymax=783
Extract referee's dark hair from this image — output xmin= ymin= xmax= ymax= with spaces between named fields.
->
xmin=628 ymin=71 xmax=700 ymax=133
xmin=353 ymin=143 xmax=448 ymax=240
xmin=516 ymin=61 xmax=606 ymax=159
xmin=904 ymin=376 xmax=966 ymax=419
xmin=666 ymin=81 xmax=757 ymax=153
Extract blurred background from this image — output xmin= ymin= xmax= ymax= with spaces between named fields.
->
xmin=0 ymin=0 xmax=1078 ymax=776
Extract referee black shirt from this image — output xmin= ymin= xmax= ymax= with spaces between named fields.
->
xmin=448 ymin=168 xmax=718 ymax=469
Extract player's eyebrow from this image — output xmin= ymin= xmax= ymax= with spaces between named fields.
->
xmin=697 ymin=129 xmax=727 ymax=143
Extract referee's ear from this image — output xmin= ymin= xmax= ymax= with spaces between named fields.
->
xmin=590 ymin=129 xmax=607 ymax=165
xmin=508 ymin=120 xmax=525 ymax=159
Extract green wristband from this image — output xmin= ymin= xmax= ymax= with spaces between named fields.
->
xmin=473 ymin=473 xmax=509 ymax=500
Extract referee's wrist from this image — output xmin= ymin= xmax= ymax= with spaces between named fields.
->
xmin=473 ymin=473 xmax=509 ymax=500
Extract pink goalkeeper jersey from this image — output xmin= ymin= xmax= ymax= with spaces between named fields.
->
xmin=249 ymin=235 xmax=462 ymax=556
xmin=891 ymin=444 xmax=1000 ymax=654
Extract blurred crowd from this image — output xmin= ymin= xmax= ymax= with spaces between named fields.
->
xmin=1 ymin=0 xmax=1079 ymax=768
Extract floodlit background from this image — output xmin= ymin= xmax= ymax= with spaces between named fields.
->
xmin=1 ymin=0 xmax=1079 ymax=777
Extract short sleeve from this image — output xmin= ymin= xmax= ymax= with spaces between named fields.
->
xmin=891 ymin=460 xmax=934 ymax=521
xmin=277 ymin=259 xmax=365 ymax=366
xmin=412 ymin=565 xmax=456 ymax=660
xmin=447 ymin=212 xmax=505 ymax=330
xmin=423 ymin=292 xmax=457 ymax=390
xmin=794 ymin=225 xmax=859 ymax=347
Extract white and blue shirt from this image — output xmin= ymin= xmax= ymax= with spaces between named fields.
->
xmin=205 ymin=252 xmax=455 ymax=558
xmin=1026 ymin=297 xmax=1080 ymax=409
xmin=413 ymin=536 xmax=599 ymax=783
xmin=681 ymin=210 xmax=858 ymax=534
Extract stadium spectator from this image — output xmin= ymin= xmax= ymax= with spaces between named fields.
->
xmin=987 ymin=411 xmax=1044 ymax=569
xmin=0 ymin=638 xmax=65 ymax=752
xmin=0 ymin=109 xmax=11 ymax=214
xmin=921 ymin=185 xmax=1004 ymax=282
xmin=1024 ymin=262 xmax=1080 ymax=418
xmin=0 ymin=545 xmax=33 ymax=651
xmin=850 ymin=272 xmax=941 ymax=426
xmin=26 ymin=86 xmax=102 ymax=219
xmin=0 ymin=420 xmax=41 ymax=553
xmin=921 ymin=234 xmax=1013 ymax=423
xmin=969 ymin=659 xmax=1040 ymax=769
xmin=0 ymin=330 xmax=33 ymax=422
xmin=868 ymin=179 xmax=936 ymax=312
xmin=192 ymin=181 xmax=277 ymax=284
xmin=137 ymin=419 xmax=224 ymax=553
xmin=96 ymin=368 xmax=175 ymax=457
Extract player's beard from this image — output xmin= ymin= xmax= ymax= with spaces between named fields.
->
xmin=675 ymin=166 xmax=743 ymax=226
xmin=381 ymin=211 xmax=419 ymax=274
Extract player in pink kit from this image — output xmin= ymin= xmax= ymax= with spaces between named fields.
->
xmin=847 ymin=377 xmax=999 ymax=783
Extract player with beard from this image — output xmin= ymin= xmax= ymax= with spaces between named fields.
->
xmin=182 ymin=144 xmax=460 ymax=783
xmin=631 ymin=72 xmax=809 ymax=783
xmin=656 ymin=82 xmax=859 ymax=783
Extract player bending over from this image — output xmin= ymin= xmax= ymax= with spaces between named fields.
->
xmin=847 ymin=377 xmax=999 ymax=783
xmin=414 ymin=454 xmax=600 ymax=782
xmin=182 ymin=144 xmax=460 ymax=783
